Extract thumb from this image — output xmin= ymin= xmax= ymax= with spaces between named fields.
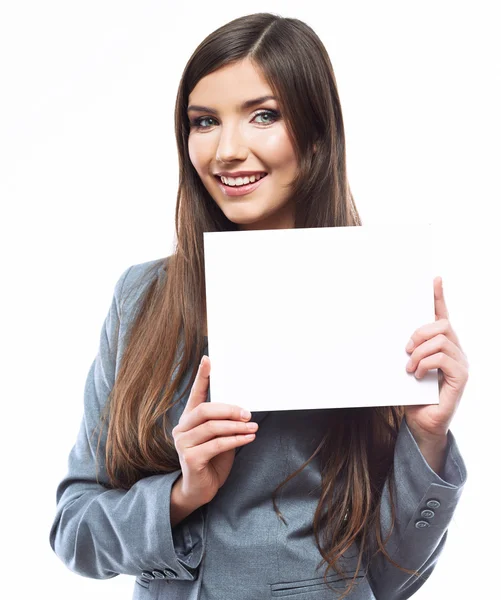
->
xmin=434 ymin=276 xmax=449 ymax=321
xmin=185 ymin=355 xmax=211 ymax=413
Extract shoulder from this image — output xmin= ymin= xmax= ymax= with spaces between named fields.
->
xmin=115 ymin=256 xmax=171 ymax=324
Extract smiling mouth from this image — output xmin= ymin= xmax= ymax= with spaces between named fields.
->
xmin=214 ymin=173 xmax=268 ymax=186
xmin=214 ymin=172 xmax=268 ymax=196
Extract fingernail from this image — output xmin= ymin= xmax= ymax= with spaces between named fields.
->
xmin=241 ymin=409 xmax=251 ymax=419
xmin=200 ymin=355 xmax=206 ymax=367
xmin=405 ymin=339 xmax=414 ymax=352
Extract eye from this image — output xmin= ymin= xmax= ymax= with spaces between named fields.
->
xmin=253 ymin=109 xmax=280 ymax=124
xmin=191 ymin=116 xmax=217 ymax=129
xmin=189 ymin=109 xmax=280 ymax=130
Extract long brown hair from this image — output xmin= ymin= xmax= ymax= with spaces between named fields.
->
xmin=97 ymin=13 xmax=419 ymax=598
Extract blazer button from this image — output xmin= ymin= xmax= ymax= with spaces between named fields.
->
xmin=163 ymin=568 xmax=177 ymax=579
xmin=415 ymin=520 xmax=430 ymax=529
xmin=426 ymin=499 xmax=441 ymax=509
xmin=141 ymin=571 xmax=155 ymax=580
xmin=152 ymin=570 xmax=166 ymax=579
xmin=421 ymin=509 xmax=435 ymax=519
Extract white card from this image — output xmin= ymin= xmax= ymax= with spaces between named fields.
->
xmin=203 ymin=223 xmax=438 ymax=412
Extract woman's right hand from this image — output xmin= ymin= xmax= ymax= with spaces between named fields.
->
xmin=172 ymin=355 xmax=258 ymax=507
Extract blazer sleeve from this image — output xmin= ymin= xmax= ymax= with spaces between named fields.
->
xmin=366 ymin=415 xmax=467 ymax=600
xmin=49 ymin=265 xmax=206 ymax=581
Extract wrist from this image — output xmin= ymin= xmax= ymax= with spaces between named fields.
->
xmin=178 ymin=476 xmax=212 ymax=510
xmin=412 ymin=432 xmax=449 ymax=478
xmin=405 ymin=417 xmax=449 ymax=445
xmin=170 ymin=476 xmax=204 ymax=528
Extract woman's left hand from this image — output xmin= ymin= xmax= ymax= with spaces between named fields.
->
xmin=404 ymin=276 xmax=469 ymax=441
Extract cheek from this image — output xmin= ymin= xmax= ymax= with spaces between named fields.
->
xmin=187 ymin=136 xmax=209 ymax=175
xmin=187 ymin=137 xmax=199 ymax=170
xmin=257 ymin=130 xmax=296 ymax=169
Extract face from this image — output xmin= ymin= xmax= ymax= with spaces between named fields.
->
xmin=187 ymin=58 xmax=298 ymax=230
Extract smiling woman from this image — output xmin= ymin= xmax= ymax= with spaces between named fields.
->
xmin=187 ymin=59 xmax=299 ymax=230
xmin=49 ymin=11 xmax=468 ymax=600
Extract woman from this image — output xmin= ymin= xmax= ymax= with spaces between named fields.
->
xmin=49 ymin=12 xmax=469 ymax=600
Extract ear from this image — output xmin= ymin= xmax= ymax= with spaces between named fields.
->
xmin=313 ymin=143 xmax=317 ymax=154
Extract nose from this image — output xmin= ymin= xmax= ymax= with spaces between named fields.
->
xmin=215 ymin=122 xmax=248 ymax=164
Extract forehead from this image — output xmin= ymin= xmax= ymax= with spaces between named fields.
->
xmin=188 ymin=59 xmax=273 ymax=107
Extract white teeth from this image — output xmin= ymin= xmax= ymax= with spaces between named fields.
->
xmin=220 ymin=173 xmax=266 ymax=186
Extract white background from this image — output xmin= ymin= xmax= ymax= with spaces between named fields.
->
xmin=1 ymin=1 xmax=499 ymax=598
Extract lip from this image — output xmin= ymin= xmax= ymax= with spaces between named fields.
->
xmin=215 ymin=173 xmax=268 ymax=197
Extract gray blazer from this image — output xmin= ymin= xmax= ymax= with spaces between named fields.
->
xmin=49 ymin=257 xmax=468 ymax=600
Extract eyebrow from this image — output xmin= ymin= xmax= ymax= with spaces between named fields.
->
xmin=187 ymin=95 xmax=277 ymax=114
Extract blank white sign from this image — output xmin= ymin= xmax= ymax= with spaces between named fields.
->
xmin=203 ymin=223 xmax=438 ymax=412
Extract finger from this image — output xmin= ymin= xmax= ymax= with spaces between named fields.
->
xmin=185 ymin=432 xmax=257 ymax=465
xmin=434 ymin=276 xmax=449 ymax=321
xmin=176 ymin=402 xmax=251 ymax=433
xmin=406 ymin=334 xmax=468 ymax=372
xmin=178 ymin=419 xmax=259 ymax=449
xmin=413 ymin=352 xmax=468 ymax=389
xmin=184 ymin=355 xmax=211 ymax=414
xmin=406 ymin=318 xmax=461 ymax=352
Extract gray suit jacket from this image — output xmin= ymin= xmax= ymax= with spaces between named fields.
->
xmin=49 ymin=257 xmax=468 ymax=599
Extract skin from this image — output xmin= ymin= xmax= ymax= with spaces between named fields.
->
xmin=187 ymin=57 xmax=298 ymax=230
